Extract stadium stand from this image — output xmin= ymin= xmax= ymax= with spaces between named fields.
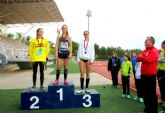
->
xmin=0 ymin=35 xmax=31 ymax=70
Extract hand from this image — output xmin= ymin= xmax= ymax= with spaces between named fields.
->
xmin=113 ymin=63 xmax=116 ymax=67
xmin=55 ymin=54 xmax=58 ymax=59
xmin=89 ymin=60 xmax=94 ymax=65
xmin=138 ymin=53 xmax=143 ymax=57
xmin=69 ymin=54 xmax=72 ymax=59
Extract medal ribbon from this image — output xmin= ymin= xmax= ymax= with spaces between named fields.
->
xmin=84 ymin=40 xmax=88 ymax=54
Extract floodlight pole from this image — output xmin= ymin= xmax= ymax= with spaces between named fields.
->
xmin=86 ymin=10 xmax=92 ymax=32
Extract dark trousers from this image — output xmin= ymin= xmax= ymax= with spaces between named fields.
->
xmin=157 ymin=70 xmax=165 ymax=101
xmin=122 ymin=76 xmax=130 ymax=95
xmin=141 ymin=75 xmax=158 ymax=113
xmin=111 ymin=70 xmax=118 ymax=86
xmin=135 ymin=79 xmax=143 ymax=98
xmin=32 ymin=62 xmax=44 ymax=87
xmin=133 ymin=69 xmax=143 ymax=98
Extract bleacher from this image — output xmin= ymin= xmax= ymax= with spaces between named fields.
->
xmin=0 ymin=35 xmax=31 ymax=69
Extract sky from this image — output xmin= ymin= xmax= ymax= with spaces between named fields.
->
xmin=5 ymin=0 xmax=165 ymax=50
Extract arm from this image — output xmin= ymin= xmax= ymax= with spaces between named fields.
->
xmin=54 ymin=36 xmax=59 ymax=59
xmin=45 ymin=39 xmax=50 ymax=58
xmin=129 ymin=62 xmax=133 ymax=75
xmin=29 ymin=40 xmax=33 ymax=62
xmin=137 ymin=50 xmax=159 ymax=63
xmin=77 ymin=42 xmax=81 ymax=62
xmin=90 ymin=43 xmax=95 ymax=63
xmin=117 ymin=58 xmax=121 ymax=70
xmin=68 ymin=36 xmax=72 ymax=56
xmin=108 ymin=59 xmax=112 ymax=71
xmin=158 ymin=57 xmax=165 ymax=63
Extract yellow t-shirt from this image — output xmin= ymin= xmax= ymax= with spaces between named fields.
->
xmin=29 ymin=37 xmax=50 ymax=62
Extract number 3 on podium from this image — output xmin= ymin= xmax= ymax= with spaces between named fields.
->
xmin=83 ymin=95 xmax=92 ymax=107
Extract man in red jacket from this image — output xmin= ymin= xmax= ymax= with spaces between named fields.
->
xmin=137 ymin=36 xmax=159 ymax=113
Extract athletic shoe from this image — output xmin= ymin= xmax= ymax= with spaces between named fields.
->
xmin=139 ymin=98 xmax=144 ymax=103
xmin=53 ymin=80 xmax=59 ymax=85
xmin=40 ymin=86 xmax=46 ymax=92
xmin=76 ymin=89 xmax=85 ymax=94
xmin=127 ymin=95 xmax=131 ymax=99
xmin=64 ymin=80 xmax=68 ymax=85
xmin=158 ymin=100 xmax=163 ymax=104
xmin=30 ymin=86 xmax=37 ymax=92
xmin=121 ymin=94 xmax=126 ymax=98
xmin=158 ymin=111 xmax=165 ymax=113
xmin=85 ymin=88 xmax=90 ymax=94
xmin=133 ymin=96 xmax=139 ymax=101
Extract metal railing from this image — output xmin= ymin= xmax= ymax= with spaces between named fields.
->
xmin=0 ymin=47 xmax=30 ymax=62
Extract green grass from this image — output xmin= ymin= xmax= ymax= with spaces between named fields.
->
xmin=48 ymin=61 xmax=92 ymax=75
xmin=0 ymin=85 xmax=152 ymax=113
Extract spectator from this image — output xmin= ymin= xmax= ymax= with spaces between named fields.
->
xmin=108 ymin=51 xmax=120 ymax=88
xmin=134 ymin=61 xmax=144 ymax=103
xmin=137 ymin=36 xmax=159 ymax=113
xmin=120 ymin=52 xmax=128 ymax=66
xmin=131 ymin=50 xmax=143 ymax=102
xmin=121 ymin=54 xmax=133 ymax=99
xmin=157 ymin=40 xmax=165 ymax=113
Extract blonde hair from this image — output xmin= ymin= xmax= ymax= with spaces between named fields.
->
xmin=62 ymin=24 xmax=69 ymax=38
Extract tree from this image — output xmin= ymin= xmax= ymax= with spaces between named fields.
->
xmin=94 ymin=43 xmax=99 ymax=56
xmin=15 ymin=32 xmax=23 ymax=40
xmin=99 ymin=46 xmax=107 ymax=57
xmin=72 ymin=41 xmax=78 ymax=56
xmin=7 ymin=33 xmax=14 ymax=39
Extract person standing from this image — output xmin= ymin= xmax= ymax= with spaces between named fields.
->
xmin=121 ymin=54 xmax=133 ymax=99
xmin=131 ymin=50 xmax=143 ymax=102
xmin=29 ymin=28 xmax=50 ymax=91
xmin=134 ymin=61 xmax=144 ymax=103
xmin=76 ymin=31 xmax=95 ymax=94
xmin=157 ymin=40 xmax=165 ymax=113
xmin=120 ymin=52 xmax=128 ymax=67
xmin=137 ymin=36 xmax=159 ymax=113
xmin=53 ymin=24 xmax=72 ymax=85
xmin=108 ymin=51 xmax=120 ymax=88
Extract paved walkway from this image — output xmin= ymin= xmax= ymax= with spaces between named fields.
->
xmin=0 ymin=64 xmax=111 ymax=89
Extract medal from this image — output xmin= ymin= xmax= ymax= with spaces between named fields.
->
xmin=37 ymin=38 xmax=43 ymax=47
xmin=84 ymin=40 xmax=88 ymax=54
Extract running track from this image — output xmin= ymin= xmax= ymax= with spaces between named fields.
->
xmin=91 ymin=61 xmax=160 ymax=98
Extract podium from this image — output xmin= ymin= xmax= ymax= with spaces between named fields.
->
xmin=21 ymin=82 xmax=100 ymax=110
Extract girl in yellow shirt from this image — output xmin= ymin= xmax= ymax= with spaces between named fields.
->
xmin=29 ymin=28 xmax=50 ymax=91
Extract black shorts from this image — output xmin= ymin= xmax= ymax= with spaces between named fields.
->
xmin=81 ymin=59 xmax=89 ymax=63
xmin=58 ymin=50 xmax=70 ymax=59
xmin=58 ymin=54 xmax=69 ymax=59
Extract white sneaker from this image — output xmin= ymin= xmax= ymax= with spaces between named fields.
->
xmin=76 ymin=89 xmax=85 ymax=94
xmin=121 ymin=94 xmax=126 ymax=98
xmin=85 ymin=88 xmax=90 ymax=94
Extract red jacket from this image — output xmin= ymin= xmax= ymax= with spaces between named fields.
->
xmin=136 ymin=46 xmax=159 ymax=76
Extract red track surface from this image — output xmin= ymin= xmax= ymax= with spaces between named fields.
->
xmin=91 ymin=61 xmax=160 ymax=98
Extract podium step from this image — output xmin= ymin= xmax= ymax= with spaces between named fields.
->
xmin=21 ymin=82 xmax=100 ymax=110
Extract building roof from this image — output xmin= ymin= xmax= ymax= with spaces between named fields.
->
xmin=0 ymin=0 xmax=64 ymax=25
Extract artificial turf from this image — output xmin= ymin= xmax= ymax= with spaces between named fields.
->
xmin=0 ymin=85 xmax=148 ymax=113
